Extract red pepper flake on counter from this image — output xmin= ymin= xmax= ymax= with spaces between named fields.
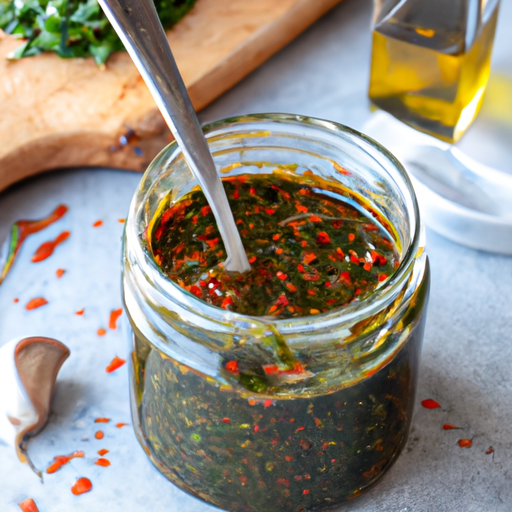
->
xmin=115 ymin=423 xmax=127 ymax=428
xmin=1 ymin=204 xmax=68 ymax=286
xmin=93 ymin=220 xmax=103 ymax=228
xmin=106 ymin=356 xmax=126 ymax=373
xmin=13 ymin=298 xmax=19 ymax=303
xmin=108 ymin=308 xmax=123 ymax=329
xmin=486 ymin=446 xmax=494 ymax=455
xmin=18 ymin=498 xmax=40 ymax=512
xmin=76 ymin=308 xmax=85 ymax=315
xmin=46 ymin=450 xmax=85 ymax=474
xmin=94 ymin=431 xmax=104 ymax=440
xmin=421 ymin=399 xmax=441 ymax=409
xmin=31 ymin=231 xmax=70 ymax=263
xmin=95 ymin=458 xmax=111 ymax=467
xmin=97 ymin=449 xmax=109 ymax=456
xmin=71 ymin=477 xmax=92 ymax=495
xmin=442 ymin=424 xmax=460 ymax=430
xmin=118 ymin=218 xmax=126 ymax=224
xmin=97 ymin=328 xmax=106 ymax=336
xmin=95 ymin=418 xmax=110 ymax=423
xmin=25 ymin=297 xmax=48 ymax=310
xmin=458 ymin=438 xmax=472 ymax=448
xmin=56 ymin=268 xmax=65 ymax=278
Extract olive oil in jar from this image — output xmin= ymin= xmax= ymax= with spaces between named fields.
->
xmin=368 ymin=0 xmax=500 ymax=142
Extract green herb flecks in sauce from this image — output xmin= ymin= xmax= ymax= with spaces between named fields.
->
xmin=148 ymin=171 xmax=399 ymax=320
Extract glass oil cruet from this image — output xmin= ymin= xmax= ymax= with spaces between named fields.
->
xmin=368 ymin=0 xmax=500 ymax=142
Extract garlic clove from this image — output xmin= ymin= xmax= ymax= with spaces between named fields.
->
xmin=0 ymin=337 xmax=70 ymax=465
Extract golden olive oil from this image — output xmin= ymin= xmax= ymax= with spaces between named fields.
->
xmin=369 ymin=4 xmax=499 ymax=142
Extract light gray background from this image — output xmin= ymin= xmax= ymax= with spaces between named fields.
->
xmin=1 ymin=0 xmax=511 ymax=510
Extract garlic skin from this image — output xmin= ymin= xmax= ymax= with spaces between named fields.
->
xmin=0 ymin=337 xmax=70 ymax=464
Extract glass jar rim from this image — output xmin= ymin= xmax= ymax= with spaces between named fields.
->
xmin=127 ymin=113 xmax=422 ymax=334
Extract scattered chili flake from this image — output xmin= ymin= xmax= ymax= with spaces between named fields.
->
xmin=378 ymin=274 xmax=389 ymax=282
xmin=56 ymin=268 xmax=65 ymax=278
xmin=118 ymin=218 xmax=126 ymax=224
xmin=31 ymin=231 xmax=70 ymax=263
xmin=13 ymin=298 xmax=19 ymax=303
xmin=109 ymin=308 xmax=123 ymax=329
xmin=25 ymin=297 xmax=48 ymax=310
xmin=46 ymin=450 xmax=85 ymax=474
xmin=93 ymin=220 xmax=103 ymax=228
xmin=263 ymin=399 xmax=273 ymax=409
xmin=221 ymin=418 xmax=231 ymax=424
xmin=106 ymin=356 xmax=126 ymax=373
xmin=458 ymin=438 xmax=472 ymax=448
xmin=116 ymin=423 xmax=127 ymax=428
xmin=95 ymin=418 xmax=110 ymax=423
xmin=97 ymin=328 xmax=106 ymax=336
xmin=95 ymin=458 xmax=111 ymax=467
xmin=286 ymin=283 xmax=297 ymax=293
xmin=421 ymin=399 xmax=441 ymax=409
xmin=310 ymin=308 xmax=320 ymax=315
xmin=442 ymin=424 xmax=460 ymax=430
xmin=94 ymin=431 xmax=104 ymax=440
xmin=71 ymin=477 xmax=92 ymax=495
xmin=348 ymin=233 xmax=355 ymax=242
xmin=76 ymin=308 xmax=85 ymax=315
xmin=303 ymin=490 xmax=310 ymax=495
xmin=248 ymin=256 xmax=257 ymax=264
xmin=486 ymin=446 xmax=494 ymax=455
xmin=200 ymin=206 xmax=211 ymax=217
xmin=302 ymin=252 xmax=317 ymax=265
xmin=266 ymin=209 xmax=275 ymax=215
xmin=18 ymin=499 xmax=40 ymax=512
xmin=97 ymin=449 xmax=109 ymax=456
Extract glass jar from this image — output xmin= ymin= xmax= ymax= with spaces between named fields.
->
xmin=122 ymin=114 xmax=430 ymax=511
xmin=368 ymin=0 xmax=501 ymax=142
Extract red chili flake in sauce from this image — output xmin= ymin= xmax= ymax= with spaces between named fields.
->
xmin=97 ymin=328 xmax=106 ymax=336
xmin=421 ymin=399 xmax=441 ymax=409
xmin=316 ymin=231 xmax=331 ymax=245
xmin=95 ymin=418 xmax=110 ymax=423
xmin=442 ymin=424 xmax=460 ymax=430
xmin=225 ymin=360 xmax=239 ymax=374
xmin=221 ymin=418 xmax=231 ymax=424
xmin=25 ymin=297 xmax=48 ymax=310
xmin=95 ymin=458 xmax=111 ymax=467
xmin=71 ymin=477 xmax=92 ymax=495
xmin=56 ymin=268 xmax=65 ymax=278
xmin=221 ymin=296 xmax=233 ymax=309
xmin=348 ymin=233 xmax=355 ymax=242
xmin=106 ymin=356 xmax=126 ymax=373
xmin=248 ymin=256 xmax=257 ymax=264
xmin=97 ymin=449 xmax=109 ymax=456
xmin=458 ymin=438 xmax=472 ymax=448
xmin=94 ymin=431 xmax=104 ymax=440
xmin=93 ymin=220 xmax=103 ymax=228
xmin=265 ymin=208 xmax=275 ymax=215
xmin=303 ymin=489 xmax=310 ymax=495
xmin=200 ymin=206 xmax=211 ymax=217
xmin=378 ymin=273 xmax=389 ymax=282
xmin=31 ymin=231 xmax=70 ymax=263
xmin=109 ymin=308 xmax=123 ymax=329
xmin=263 ymin=399 xmax=273 ymax=409
xmin=18 ymin=498 xmax=40 ymax=512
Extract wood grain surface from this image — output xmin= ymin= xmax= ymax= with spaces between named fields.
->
xmin=0 ymin=0 xmax=342 ymax=192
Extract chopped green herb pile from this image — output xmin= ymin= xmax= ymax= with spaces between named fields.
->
xmin=0 ymin=0 xmax=196 ymax=64
xmin=148 ymin=171 xmax=399 ymax=319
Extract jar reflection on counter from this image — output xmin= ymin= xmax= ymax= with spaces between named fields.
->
xmin=122 ymin=114 xmax=430 ymax=511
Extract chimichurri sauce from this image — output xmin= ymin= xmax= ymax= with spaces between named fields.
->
xmin=131 ymin=169 xmax=428 ymax=511
xmin=148 ymin=171 xmax=399 ymax=319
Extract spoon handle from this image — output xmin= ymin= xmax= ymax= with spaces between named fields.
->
xmin=98 ymin=0 xmax=250 ymax=273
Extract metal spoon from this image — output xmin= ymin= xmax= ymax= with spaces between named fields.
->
xmin=97 ymin=0 xmax=251 ymax=273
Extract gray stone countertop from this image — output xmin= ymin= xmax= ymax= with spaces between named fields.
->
xmin=1 ymin=0 xmax=511 ymax=510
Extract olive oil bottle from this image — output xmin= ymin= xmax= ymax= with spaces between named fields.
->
xmin=369 ymin=0 xmax=500 ymax=142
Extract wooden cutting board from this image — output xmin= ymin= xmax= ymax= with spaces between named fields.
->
xmin=0 ymin=0 xmax=343 ymax=192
